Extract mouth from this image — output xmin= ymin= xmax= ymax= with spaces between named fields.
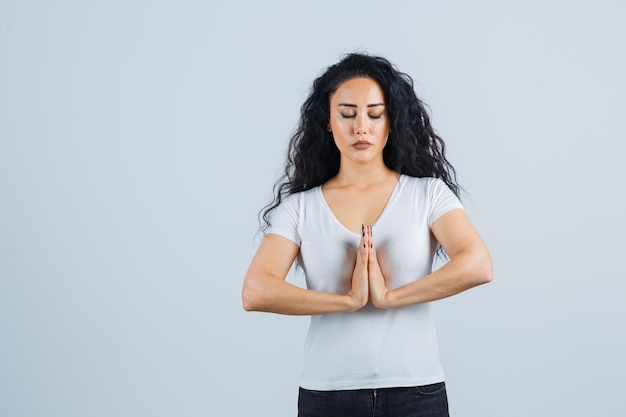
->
xmin=352 ymin=140 xmax=372 ymax=150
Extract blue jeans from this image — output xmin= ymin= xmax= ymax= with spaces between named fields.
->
xmin=298 ymin=382 xmax=449 ymax=417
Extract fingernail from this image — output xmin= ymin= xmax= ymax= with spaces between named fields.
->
xmin=370 ymin=243 xmax=373 ymax=248
xmin=370 ymin=225 xmax=373 ymax=237
xmin=363 ymin=244 xmax=366 ymax=248
xmin=362 ymin=224 xmax=364 ymax=237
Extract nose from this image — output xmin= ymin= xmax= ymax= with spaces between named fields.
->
xmin=354 ymin=115 xmax=369 ymax=135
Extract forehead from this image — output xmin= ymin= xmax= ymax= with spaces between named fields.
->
xmin=330 ymin=77 xmax=385 ymax=105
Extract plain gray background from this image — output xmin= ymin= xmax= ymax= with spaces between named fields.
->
xmin=1 ymin=1 xmax=625 ymax=416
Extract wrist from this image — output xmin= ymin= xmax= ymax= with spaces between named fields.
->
xmin=346 ymin=293 xmax=367 ymax=312
xmin=372 ymin=289 xmax=393 ymax=309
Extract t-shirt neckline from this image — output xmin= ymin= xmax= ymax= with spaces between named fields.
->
xmin=317 ymin=174 xmax=404 ymax=236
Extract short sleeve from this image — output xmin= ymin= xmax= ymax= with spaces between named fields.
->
xmin=428 ymin=178 xmax=464 ymax=227
xmin=267 ymin=193 xmax=301 ymax=246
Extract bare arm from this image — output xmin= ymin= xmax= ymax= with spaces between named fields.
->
xmin=369 ymin=209 xmax=493 ymax=309
xmin=242 ymin=233 xmax=369 ymax=315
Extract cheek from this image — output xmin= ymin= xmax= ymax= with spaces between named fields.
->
xmin=330 ymin=121 xmax=352 ymax=140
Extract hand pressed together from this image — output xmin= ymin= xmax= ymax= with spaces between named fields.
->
xmin=349 ymin=225 xmax=392 ymax=310
xmin=347 ymin=225 xmax=370 ymax=310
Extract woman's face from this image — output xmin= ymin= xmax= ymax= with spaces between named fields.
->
xmin=328 ymin=77 xmax=390 ymax=165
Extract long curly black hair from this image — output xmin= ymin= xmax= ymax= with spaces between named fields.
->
xmin=261 ymin=53 xmax=459 ymax=231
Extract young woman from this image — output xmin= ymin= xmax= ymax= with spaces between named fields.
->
xmin=242 ymin=53 xmax=493 ymax=417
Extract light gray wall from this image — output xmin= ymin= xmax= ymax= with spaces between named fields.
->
xmin=1 ymin=1 xmax=624 ymax=416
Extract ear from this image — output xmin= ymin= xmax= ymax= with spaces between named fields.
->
xmin=327 ymin=124 xmax=332 ymax=132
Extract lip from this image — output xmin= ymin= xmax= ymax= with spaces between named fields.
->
xmin=352 ymin=140 xmax=372 ymax=150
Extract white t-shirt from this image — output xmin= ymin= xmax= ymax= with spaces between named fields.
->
xmin=268 ymin=175 xmax=464 ymax=390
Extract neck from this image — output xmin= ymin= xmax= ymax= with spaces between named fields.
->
xmin=333 ymin=158 xmax=396 ymax=188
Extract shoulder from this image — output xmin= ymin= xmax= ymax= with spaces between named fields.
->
xmin=400 ymin=175 xmax=448 ymax=193
xmin=268 ymin=188 xmax=319 ymax=245
xmin=401 ymin=175 xmax=439 ymax=184
xmin=271 ymin=186 xmax=320 ymax=221
xmin=279 ymin=186 xmax=319 ymax=208
xmin=399 ymin=175 xmax=462 ymax=217
xmin=402 ymin=175 xmax=460 ymax=201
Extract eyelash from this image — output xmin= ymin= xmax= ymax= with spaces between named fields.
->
xmin=341 ymin=114 xmax=382 ymax=119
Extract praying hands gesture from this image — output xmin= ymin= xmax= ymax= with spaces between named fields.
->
xmin=349 ymin=224 xmax=391 ymax=310
xmin=243 ymin=210 xmax=491 ymax=315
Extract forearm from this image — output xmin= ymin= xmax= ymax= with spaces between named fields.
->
xmin=382 ymin=250 xmax=492 ymax=309
xmin=242 ymin=275 xmax=360 ymax=315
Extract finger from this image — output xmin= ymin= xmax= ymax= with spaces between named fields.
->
xmin=356 ymin=227 xmax=369 ymax=264
xmin=368 ymin=226 xmax=378 ymax=263
xmin=359 ymin=224 xmax=367 ymax=249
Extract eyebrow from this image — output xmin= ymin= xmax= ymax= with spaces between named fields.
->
xmin=337 ymin=103 xmax=385 ymax=108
